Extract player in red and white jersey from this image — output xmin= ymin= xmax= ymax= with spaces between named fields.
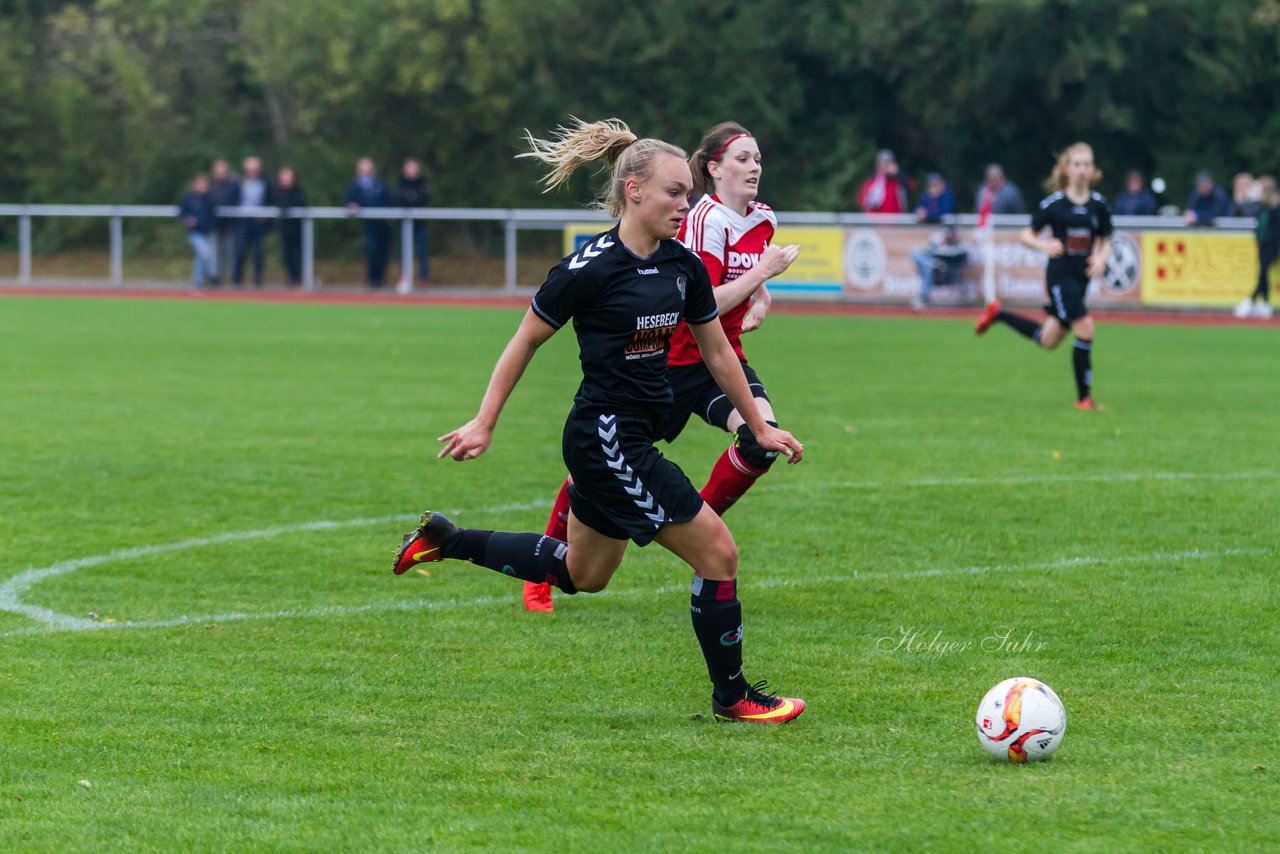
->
xmin=524 ymin=121 xmax=799 ymax=612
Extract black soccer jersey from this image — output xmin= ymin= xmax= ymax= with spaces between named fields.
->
xmin=1030 ymin=191 xmax=1114 ymax=285
xmin=531 ymin=226 xmax=718 ymax=417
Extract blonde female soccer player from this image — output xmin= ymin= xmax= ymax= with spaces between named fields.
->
xmin=976 ymin=142 xmax=1113 ymax=409
xmin=524 ymin=121 xmax=800 ymax=612
xmin=394 ymin=119 xmax=807 ymax=723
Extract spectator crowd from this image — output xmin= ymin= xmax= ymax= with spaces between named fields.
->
xmin=179 ymin=156 xmax=432 ymax=289
xmin=851 ymin=149 xmax=1277 ymax=315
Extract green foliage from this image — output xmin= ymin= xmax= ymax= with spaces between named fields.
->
xmin=1 ymin=0 xmax=1277 ymax=217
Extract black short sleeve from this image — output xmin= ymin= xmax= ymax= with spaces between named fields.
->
xmin=531 ymin=264 xmax=588 ymax=330
xmin=1095 ymin=198 xmax=1113 ymax=238
xmin=1030 ymin=200 xmax=1052 ymax=232
xmin=682 ymin=255 xmax=718 ymax=325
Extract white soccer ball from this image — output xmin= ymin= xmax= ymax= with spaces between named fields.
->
xmin=975 ymin=677 xmax=1066 ymax=762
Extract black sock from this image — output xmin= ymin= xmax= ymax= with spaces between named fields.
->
xmin=1073 ymin=338 xmax=1093 ymax=400
xmin=445 ymin=529 xmax=577 ymax=594
xmin=690 ymin=576 xmax=749 ymax=705
xmin=995 ymin=309 xmax=1043 ymax=341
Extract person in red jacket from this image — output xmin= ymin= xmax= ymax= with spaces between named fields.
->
xmin=857 ymin=149 xmax=908 ymax=214
xmin=524 ymin=121 xmax=799 ymax=612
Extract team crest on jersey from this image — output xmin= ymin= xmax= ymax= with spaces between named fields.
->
xmin=675 ymin=275 xmax=687 ymax=299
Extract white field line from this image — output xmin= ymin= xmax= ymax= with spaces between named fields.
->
xmin=772 ymin=470 xmax=1280 ymax=492
xmin=0 ymin=544 xmax=1269 ymax=640
xmin=0 ymin=472 xmax=1273 ymax=638
xmin=0 ymin=500 xmax=552 ymax=634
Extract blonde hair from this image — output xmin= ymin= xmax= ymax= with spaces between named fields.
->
xmin=518 ymin=118 xmax=686 ymax=216
xmin=1046 ymin=142 xmax=1103 ymax=192
xmin=689 ymin=121 xmax=751 ymax=200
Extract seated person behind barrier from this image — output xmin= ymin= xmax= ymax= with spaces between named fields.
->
xmin=911 ymin=225 xmax=969 ymax=309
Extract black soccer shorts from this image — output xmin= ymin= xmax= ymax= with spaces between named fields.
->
xmin=561 ymin=409 xmax=704 ymax=546
xmin=1044 ymin=278 xmax=1089 ymax=326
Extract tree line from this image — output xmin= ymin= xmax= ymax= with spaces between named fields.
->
xmin=1 ymin=0 xmax=1277 ymax=234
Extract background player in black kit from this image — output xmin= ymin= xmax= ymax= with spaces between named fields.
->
xmin=393 ymin=118 xmax=807 ymax=723
xmin=976 ymin=142 xmax=1113 ymax=410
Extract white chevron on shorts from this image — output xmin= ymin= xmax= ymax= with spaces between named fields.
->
xmin=597 ymin=414 xmax=667 ymax=526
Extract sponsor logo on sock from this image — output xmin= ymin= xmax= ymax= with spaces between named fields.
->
xmin=720 ymin=625 xmax=743 ymax=646
xmin=501 ymin=564 xmax=516 ymax=576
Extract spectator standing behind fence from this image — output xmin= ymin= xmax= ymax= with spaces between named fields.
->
xmin=178 ymin=174 xmax=217 ymax=289
xmin=974 ymin=163 xmax=1025 ymax=304
xmin=914 ymin=172 xmax=956 ymax=223
xmin=397 ymin=158 xmax=431 ymax=289
xmin=1113 ymin=170 xmax=1158 ymax=216
xmin=234 ymin=156 xmax=273 ymax=286
xmin=911 ymin=224 xmax=969 ymax=310
xmin=1233 ymin=175 xmax=1279 ymax=319
xmin=1231 ymin=172 xmax=1262 ymax=218
xmin=857 ymin=149 xmax=908 ymax=214
xmin=275 ymin=167 xmax=306 ymax=287
xmin=1184 ymin=172 xmax=1231 ymax=226
xmin=208 ymin=159 xmax=240 ymax=286
xmin=345 ymin=157 xmax=393 ymax=288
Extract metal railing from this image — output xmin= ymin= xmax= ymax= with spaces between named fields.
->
xmin=0 ymin=204 xmax=1256 ymax=291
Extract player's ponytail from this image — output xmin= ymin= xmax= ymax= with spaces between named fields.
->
xmin=1046 ymin=142 xmax=1103 ymax=192
xmin=689 ymin=121 xmax=751 ymax=200
xmin=519 ymin=118 xmax=686 ymax=217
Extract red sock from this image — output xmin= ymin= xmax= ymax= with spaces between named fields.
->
xmin=545 ymin=476 xmax=572 ymax=539
xmin=700 ymin=444 xmax=767 ymax=516
xmin=524 ymin=476 xmax=573 ymax=611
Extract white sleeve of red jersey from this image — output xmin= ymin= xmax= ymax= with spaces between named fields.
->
xmin=681 ymin=201 xmax=728 ymax=285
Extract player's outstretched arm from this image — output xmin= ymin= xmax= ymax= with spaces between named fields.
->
xmin=689 ymin=319 xmax=803 ymax=464
xmin=438 ymin=310 xmax=557 ymax=461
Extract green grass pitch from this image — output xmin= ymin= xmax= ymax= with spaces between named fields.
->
xmin=1 ymin=296 xmax=1276 ymax=851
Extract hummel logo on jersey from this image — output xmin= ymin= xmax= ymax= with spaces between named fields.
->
xmin=636 ymin=267 xmax=659 ymax=275
xmin=567 ymin=234 xmax=615 ymax=270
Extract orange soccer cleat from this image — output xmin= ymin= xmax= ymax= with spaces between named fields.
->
xmin=975 ymin=300 xmax=1002 ymax=336
xmin=523 ymin=581 xmax=555 ymax=612
xmin=712 ymin=681 xmax=806 ymax=724
xmin=393 ymin=511 xmax=459 ymax=575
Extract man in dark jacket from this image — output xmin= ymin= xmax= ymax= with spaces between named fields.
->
xmin=275 ymin=167 xmax=307 ymax=286
xmin=345 ymin=157 xmax=393 ymax=288
xmin=178 ymin=174 xmax=218 ymax=288
xmin=208 ymin=159 xmax=240 ymax=285
xmin=233 ymin=155 xmax=273 ymax=286
xmin=1184 ymin=172 xmax=1232 ymax=226
xmin=397 ymin=158 xmax=431 ymax=287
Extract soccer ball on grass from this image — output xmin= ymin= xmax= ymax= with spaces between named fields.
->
xmin=975 ymin=677 xmax=1066 ymax=762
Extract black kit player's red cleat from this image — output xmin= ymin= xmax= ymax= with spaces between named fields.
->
xmin=1075 ymin=397 xmax=1102 ymax=411
xmin=393 ymin=511 xmax=460 ymax=575
xmin=975 ymin=300 xmax=1002 ymax=336
xmin=712 ymin=681 xmax=806 ymax=724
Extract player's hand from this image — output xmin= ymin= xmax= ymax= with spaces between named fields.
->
xmin=756 ymin=424 xmax=803 ymax=465
xmin=741 ymin=300 xmax=769 ymax=333
xmin=437 ymin=419 xmax=493 ymax=461
xmin=1086 ymin=253 xmax=1107 ymax=279
xmin=1042 ymin=238 xmax=1065 ymax=258
xmin=759 ymin=243 xmax=800 ymax=279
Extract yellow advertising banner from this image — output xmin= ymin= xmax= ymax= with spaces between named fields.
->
xmin=770 ymin=227 xmax=845 ymax=292
xmin=1140 ymin=231 xmax=1258 ymax=306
